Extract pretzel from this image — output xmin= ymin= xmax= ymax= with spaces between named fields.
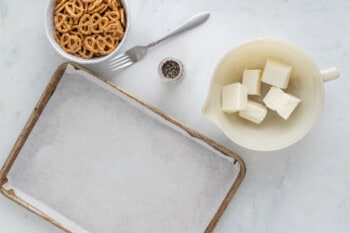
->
xmin=54 ymin=32 xmax=62 ymax=44
xmin=60 ymin=33 xmax=82 ymax=54
xmin=54 ymin=13 xmax=73 ymax=33
xmin=78 ymin=45 xmax=94 ymax=59
xmin=104 ymin=21 xmax=124 ymax=40
xmin=87 ymin=0 xmax=103 ymax=13
xmin=53 ymin=0 xmax=126 ymax=59
xmin=119 ymin=8 xmax=125 ymax=27
xmin=78 ymin=14 xmax=91 ymax=35
xmin=55 ymin=0 xmax=68 ymax=13
xmin=96 ymin=35 xmax=115 ymax=55
xmin=65 ymin=0 xmax=85 ymax=19
xmin=90 ymin=13 xmax=109 ymax=34
xmin=87 ymin=2 xmax=107 ymax=14
xmin=83 ymin=35 xmax=99 ymax=53
xmin=107 ymin=0 xmax=120 ymax=11
xmin=105 ymin=11 xmax=120 ymax=22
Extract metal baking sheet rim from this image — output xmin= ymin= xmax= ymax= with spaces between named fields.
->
xmin=0 ymin=62 xmax=246 ymax=233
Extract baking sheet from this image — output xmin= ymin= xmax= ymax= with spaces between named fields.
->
xmin=0 ymin=64 xmax=245 ymax=233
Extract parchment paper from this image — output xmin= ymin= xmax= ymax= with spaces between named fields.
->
xmin=4 ymin=65 xmax=240 ymax=233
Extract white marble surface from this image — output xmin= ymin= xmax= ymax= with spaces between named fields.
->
xmin=0 ymin=0 xmax=349 ymax=232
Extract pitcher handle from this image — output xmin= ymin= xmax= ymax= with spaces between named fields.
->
xmin=321 ymin=68 xmax=340 ymax=82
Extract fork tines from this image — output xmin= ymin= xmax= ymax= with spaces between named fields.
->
xmin=109 ymin=53 xmax=133 ymax=71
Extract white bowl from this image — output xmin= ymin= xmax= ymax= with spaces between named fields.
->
xmin=45 ymin=0 xmax=130 ymax=64
xmin=202 ymin=38 xmax=339 ymax=151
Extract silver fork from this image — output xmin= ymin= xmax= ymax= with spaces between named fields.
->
xmin=109 ymin=12 xmax=210 ymax=71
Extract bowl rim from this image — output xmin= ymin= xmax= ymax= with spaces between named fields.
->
xmin=44 ymin=0 xmax=130 ymax=64
xmin=202 ymin=37 xmax=324 ymax=151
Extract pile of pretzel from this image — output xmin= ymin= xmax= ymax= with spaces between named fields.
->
xmin=54 ymin=0 xmax=126 ymax=59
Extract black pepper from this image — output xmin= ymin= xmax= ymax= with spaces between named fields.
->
xmin=159 ymin=57 xmax=185 ymax=83
xmin=161 ymin=60 xmax=181 ymax=79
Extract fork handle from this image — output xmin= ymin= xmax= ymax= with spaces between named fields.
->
xmin=147 ymin=12 xmax=210 ymax=48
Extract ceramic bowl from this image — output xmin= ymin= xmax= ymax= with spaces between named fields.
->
xmin=45 ymin=0 xmax=130 ymax=64
xmin=202 ymin=38 xmax=339 ymax=151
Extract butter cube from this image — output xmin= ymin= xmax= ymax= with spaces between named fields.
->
xmin=261 ymin=59 xmax=292 ymax=89
xmin=242 ymin=69 xmax=262 ymax=95
xmin=263 ymin=87 xmax=301 ymax=120
xmin=222 ymin=83 xmax=248 ymax=113
xmin=277 ymin=93 xmax=301 ymax=120
xmin=263 ymin=86 xmax=285 ymax=111
xmin=239 ymin=100 xmax=267 ymax=124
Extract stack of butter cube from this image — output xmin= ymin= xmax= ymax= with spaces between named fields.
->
xmin=222 ymin=59 xmax=301 ymax=124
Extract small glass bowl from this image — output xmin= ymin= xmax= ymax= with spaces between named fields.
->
xmin=158 ymin=57 xmax=185 ymax=83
